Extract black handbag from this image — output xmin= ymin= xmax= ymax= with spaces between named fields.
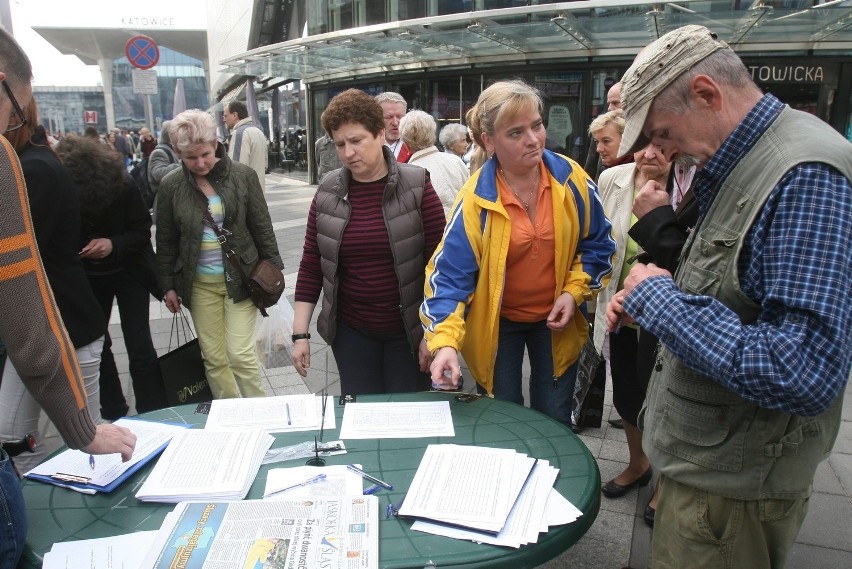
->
xmin=159 ymin=310 xmax=213 ymax=405
xmin=572 ymin=329 xmax=606 ymax=429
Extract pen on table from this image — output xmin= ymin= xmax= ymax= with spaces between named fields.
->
xmin=89 ymin=454 xmax=95 ymax=470
xmin=264 ymin=473 xmax=326 ymax=498
xmin=285 ymin=402 xmax=292 ymax=426
xmin=347 ymin=464 xmax=393 ymax=490
xmin=363 ymin=484 xmax=383 ymax=495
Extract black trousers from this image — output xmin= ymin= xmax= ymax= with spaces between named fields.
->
xmin=331 ymin=321 xmax=430 ymax=396
xmin=89 ymin=271 xmax=167 ymax=417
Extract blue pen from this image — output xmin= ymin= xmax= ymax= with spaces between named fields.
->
xmin=363 ymin=484 xmax=383 ymax=495
xmin=347 ymin=464 xmax=393 ymax=490
xmin=264 ymin=473 xmax=327 ymax=498
xmin=89 ymin=454 xmax=95 ymax=470
xmin=285 ymin=402 xmax=292 ymax=426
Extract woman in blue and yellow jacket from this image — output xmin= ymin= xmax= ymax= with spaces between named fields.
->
xmin=420 ymin=80 xmax=615 ymax=427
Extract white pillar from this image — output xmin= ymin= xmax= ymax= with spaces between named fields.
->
xmin=98 ymin=57 xmax=116 ymax=132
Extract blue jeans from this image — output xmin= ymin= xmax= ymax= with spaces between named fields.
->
xmin=481 ymin=318 xmax=578 ymax=425
xmin=0 ymin=449 xmax=26 ymax=569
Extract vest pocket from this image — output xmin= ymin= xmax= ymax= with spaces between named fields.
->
xmin=655 ymin=386 xmax=746 ymax=472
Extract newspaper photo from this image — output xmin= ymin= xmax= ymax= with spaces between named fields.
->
xmin=141 ymin=497 xmax=379 ymax=569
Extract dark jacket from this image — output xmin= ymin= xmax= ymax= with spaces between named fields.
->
xmin=313 ymin=146 xmax=432 ymax=352
xmin=20 ymin=134 xmax=105 ymax=348
xmin=78 ymin=173 xmax=161 ymax=300
xmin=155 ymin=143 xmax=282 ymax=308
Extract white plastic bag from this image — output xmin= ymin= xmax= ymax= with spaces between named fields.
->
xmin=255 ymin=298 xmax=295 ymax=368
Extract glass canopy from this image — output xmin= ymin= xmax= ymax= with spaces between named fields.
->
xmin=221 ymin=0 xmax=852 ymax=84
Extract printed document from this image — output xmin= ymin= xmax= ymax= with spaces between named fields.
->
xmin=412 ymin=459 xmax=570 ymax=547
xmin=397 ymin=444 xmax=535 ymax=534
xmin=205 ymin=394 xmax=323 ymax=432
xmin=43 ymin=530 xmax=157 ymax=569
xmin=140 ymin=498 xmax=379 ymax=569
xmin=25 ymin=418 xmax=190 ymax=492
xmin=339 ymin=401 xmax=454 ymax=439
xmin=135 ymin=428 xmax=273 ymax=502
xmin=263 ymin=464 xmax=364 ymax=498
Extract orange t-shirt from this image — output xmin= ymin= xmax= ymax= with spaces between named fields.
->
xmin=499 ymin=164 xmax=557 ymax=322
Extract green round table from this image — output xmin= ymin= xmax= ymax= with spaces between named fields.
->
xmin=20 ymin=392 xmax=600 ymax=568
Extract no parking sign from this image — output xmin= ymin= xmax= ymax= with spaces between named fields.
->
xmin=125 ymin=35 xmax=160 ymax=70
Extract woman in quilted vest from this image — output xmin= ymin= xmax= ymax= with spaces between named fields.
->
xmin=291 ymin=89 xmax=446 ymax=395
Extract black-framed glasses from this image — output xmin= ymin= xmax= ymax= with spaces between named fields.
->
xmin=2 ymin=80 xmax=27 ymax=133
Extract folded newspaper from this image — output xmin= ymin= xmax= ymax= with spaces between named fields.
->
xmin=140 ymin=497 xmax=379 ymax=569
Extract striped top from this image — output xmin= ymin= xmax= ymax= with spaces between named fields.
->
xmin=196 ymin=195 xmax=225 ymax=280
xmin=296 ymin=176 xmax=445 ymax=332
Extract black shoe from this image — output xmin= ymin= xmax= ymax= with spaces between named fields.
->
xmin=601 ymin=466 xmax=653 ymax=498
xmin=608 ymin=418 xmax=625 ymax=429
xmin=570 ymin=423 xmax=584 ymax=434
xmin=644 ymin=502 xmax=656 ymax=527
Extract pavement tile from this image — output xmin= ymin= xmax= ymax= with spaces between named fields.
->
xmin=827 ymin=453 xmax=852 ymax=497
xmin=795 ymin=492 xmax=852 ymax=550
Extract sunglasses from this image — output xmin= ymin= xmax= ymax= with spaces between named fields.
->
xmin=2 ymin=80 xmax=27 ymax=133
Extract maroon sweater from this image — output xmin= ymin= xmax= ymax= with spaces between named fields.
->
xmin=295 ymin=175 xmax=445 ymax=332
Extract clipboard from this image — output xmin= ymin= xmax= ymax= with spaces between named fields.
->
xmin=24 ymin=417 xmax=191 ymax=494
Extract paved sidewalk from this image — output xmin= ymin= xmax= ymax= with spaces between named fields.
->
xmin=37 ymin=171 xmax=852 ymax=568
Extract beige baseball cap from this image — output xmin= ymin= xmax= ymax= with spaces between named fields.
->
xmin=618 ymin=25 xmax=730 ymax=157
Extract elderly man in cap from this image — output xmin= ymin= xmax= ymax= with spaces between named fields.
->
xmin=606 ymin=25 xmax=852 ymax=568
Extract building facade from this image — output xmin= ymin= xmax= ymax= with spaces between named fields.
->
xmin=218 ymin=0 xmax=852 ymax=182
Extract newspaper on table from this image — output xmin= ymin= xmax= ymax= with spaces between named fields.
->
xmin=140 ymin=497 xmax=379 ymax=569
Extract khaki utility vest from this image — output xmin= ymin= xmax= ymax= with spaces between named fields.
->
xmin=642 ymin=107 xmax=852 ymax=500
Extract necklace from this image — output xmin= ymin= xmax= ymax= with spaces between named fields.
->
xmin=500 ymin=168 xmax=539 ymax=211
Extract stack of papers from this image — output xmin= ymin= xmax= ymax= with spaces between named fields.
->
xmin=205 ymin=394 xmax=336 ymax=432
xmin=135 ymin=428 xmax=274 ymax=503
xmin=399 ymin=444 xmax=583 ymax=548
xmin=140 ymin=498 xmax=379 ymax=569
xmin=25 ymin=418 xmax=190 ymax=494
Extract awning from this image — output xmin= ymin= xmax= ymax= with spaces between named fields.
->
xmin=220 ymin=0 xmax=852 ymax=85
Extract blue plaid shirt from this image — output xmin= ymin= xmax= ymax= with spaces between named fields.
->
xmin=625 ymin=94 xmax=852 ymax=417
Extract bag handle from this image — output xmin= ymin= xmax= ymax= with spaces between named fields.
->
xmin=168 ymin=308 xmax=197 ymax=351
xmin=192 ymin=191 xmax=256 ymax=291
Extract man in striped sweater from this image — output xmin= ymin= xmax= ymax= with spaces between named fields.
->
xmin=0 ymin=29 xmax=136 ymax=568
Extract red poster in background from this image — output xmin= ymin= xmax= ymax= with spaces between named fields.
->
xmin=83 ymin=110 xmax=98 ymax=124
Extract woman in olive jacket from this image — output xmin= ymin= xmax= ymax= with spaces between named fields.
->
xmin=156 ymin=109 xmax=282 ymax=399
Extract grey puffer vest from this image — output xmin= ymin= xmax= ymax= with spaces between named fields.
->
xmin=314 ymin=146 xmax=428 ymax=353
xmin=641 ymin=107 xmax=852 ymax=500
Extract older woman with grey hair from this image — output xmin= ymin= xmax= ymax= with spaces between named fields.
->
xmin=401 ymin=110 xmax=469 ymax=217
xmin=156 ymin=109 xmax=282 ymax=399
xmin=439 ymin=123 xmax=470 ymax=159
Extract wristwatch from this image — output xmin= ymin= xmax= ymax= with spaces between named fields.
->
xmin=292 ymin=333 xmax=311 ymax=342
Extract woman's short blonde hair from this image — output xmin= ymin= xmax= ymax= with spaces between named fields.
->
xmin=465 ymin=79 xmax=543 ymax=168
xmin=588 ymin=108 xmax=625 ymax=137
xmin=400 ymin=110 xmax=437 ymax=152
xmin=169 ymin=109 xmax=217 ymax=154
